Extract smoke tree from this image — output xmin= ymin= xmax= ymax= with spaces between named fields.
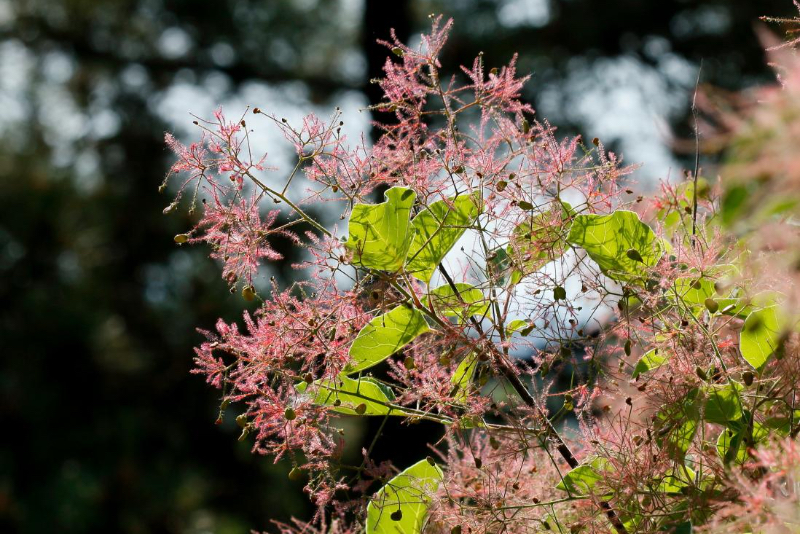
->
xmin=162 ymin=12 xmax=800 ymax=534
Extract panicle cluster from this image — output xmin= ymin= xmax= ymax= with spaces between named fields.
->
xmin=190 ymin=192 xmax=298 ymax=286
xmin=162 ymin=12 xmax=800 ymax=534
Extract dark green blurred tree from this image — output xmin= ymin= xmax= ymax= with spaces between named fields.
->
xmin=0 ymin=0 xmax=793 ymax=533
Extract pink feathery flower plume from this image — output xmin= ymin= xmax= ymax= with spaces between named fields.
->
xmin=190 ymin=192 xmax=299 ymax=286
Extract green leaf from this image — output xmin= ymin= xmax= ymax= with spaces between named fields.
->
xmin=657 ymin=466 xmax=696 ymax=495
xmin=716 ymin=422 xmax=767 ymax=465
xmin=672 ymin=265 xmax=740 ymax=317
xmin=567 ymin=210 xmax=663 ymax=282
xmin=505 ymin=319 xmax=528 ymax=336
xmin=674 ymin=277 xmax=715 ymax=307
xmin=406 ymin=194 xmax=480 ymax=282
xmin=555 ymin=457 xmax=611 ymax=496
xmin=703 ymin=382 xmax=744 ymax=425
xmin=662 ymin=210 xmax=682 ymax=238
xmin=346 ymin=305 xmax=430 ymax=374
xmin=506 ymin=205 xmax=569 ymax=274
xmin=487 ymin=247 xmax=522 ymax=287
xmin=721 ymin=184 xmax=749 ymax=227
xmin=426 ymin=283 xmax=489 ymax=322
xmin=297 ymin=375 xmax=397 ymax=416
xmin=346 ymin=187 xmax=416 ymax=271
xmin=366 ymin=459 xmax=443 ymax=534
xmin=632 ymin=348 xmax=668 ymax=378
xmin=451 ymin=353 xmax=479 ymax=403
xmin=655 ymin=389 xmax=700 ymax=460
xmin=740 ymin=306 xmax=784 ymax=369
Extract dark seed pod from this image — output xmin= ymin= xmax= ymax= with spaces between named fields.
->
xmin=284 ymin=407 xmax=297 ymax=421
xmin=355 ymin=403 xmax=367 ymax=415
xmin=390 ymin=510 xmax=403 ymax=521
xmin=288 ymin=467 xmax=304 ymax=481
xmin=553 ymin=286 xmax=567 ymax=301
xmin=474 ymin=457 xmax=482 ymax=469
xmin=624 ymin=339 xmax=632 ymax=356
xmin=242 ymin=285 xmax=256 ymax=302
xmin=743 ymin=371 xmax=754 ymax=386
xmin=695 ymin=366 xmax=708 ymax=381
xmin=174 ymin=233 xmax=189 ymax=244
xmin=518 ymin=200 xmax=534 ymax=210
xmin=704 ymin=298 xmax=719 ymax=313
xmin=451 ymin=526 xmax=462 ymax=534
xmin=403 ymin=356 xmax=416 ymax=370
xmin=626 ymin=248 xmax=644 ymax=263
xmin=496 ymin=180 xmax=508 ymax=192
xmin=235 ymin=414 xmax=248 ymax=428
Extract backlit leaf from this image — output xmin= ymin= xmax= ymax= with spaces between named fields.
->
xmin=426 ymin=283 xmax=489 ymax=322
xmin=297 ymin=375 xmax=397 ymax=416
xmin=366 ymin=459 xmax=443 ymax=534
xmin=740 ymin=306 xmax=784 ymax=369
xmin=555 ymin=457 xmax=611 ymax=497
xmin=346 ymin=305 xmax=430 ymax=374
xmin=406 ymin=194 xmax=480 ymax=282
xmin=451 ymin=353 xmax=479 ymax=403
xmin=567 ymin=210 xmax=663 ymax=282
xmin=346 ymin=187 xmax=416 ymax=271
xmin=703 ymin=382 xmax=744 ymax=425
xmin=632 ymin=349 xmax=668 ymax=378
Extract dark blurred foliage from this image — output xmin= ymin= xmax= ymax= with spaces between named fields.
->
xmin=0 ymin=0 xmax=794 ymax=532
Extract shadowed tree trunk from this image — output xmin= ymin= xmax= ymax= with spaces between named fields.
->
xmin=362 ymin=0 xmax=412 ymax=142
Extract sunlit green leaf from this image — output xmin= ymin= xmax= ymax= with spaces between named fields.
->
xmin=716 ymin=422 xmax=767 ymax=465
xmin=297 ymin=375 xmax=398 ymax=416
xmin=721 ymin=184 xmax=750 ymax=227
xmin=346 ymin=305 xmax=430 ymax=374
xmin=740 ymin=306 xmax=784 ymax=369
xmin=506 ymin=203 xmax=570 ymax=275
xmin=451 ymin=353 xmax=479 ymax=403
xmin=632 ymin=348 xmax=668 ymax=378
xmin=555 ymin=457 xmax=612 ymax=497
xmin=703 ymin=382 xmax=744 ymax=425
xmin=567 ymin=210 xmax=663 ymax=282
xmin=656 ymin=389 xmax=700 ymax=460
xmin=406 ymin=194 xmax=480 ymax=282
xmin=657 ymin=466 xmax=696 ymax=495
xmin=487 ymin=247 xmax=523 ymax=287
xmin=505 ymin=319 xmax=528 ymax=336
xmin=346 ymin=187 xmax=416 ymax=271
xmin=426 ymin=283 xmax=488 ymax=322
xmin=366 ymin=459 xmax=443 ymax=534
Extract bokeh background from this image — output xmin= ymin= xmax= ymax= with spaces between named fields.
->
xmin=0 ymin=0 xmax=794 ymax=532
